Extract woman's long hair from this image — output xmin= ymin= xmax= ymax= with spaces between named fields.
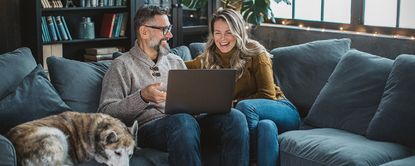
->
xmin=200 ymin=8 xmax=267 ymax=78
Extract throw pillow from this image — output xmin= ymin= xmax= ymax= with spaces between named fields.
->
xmin=0 ymin=47 xmax=37 ymax=99
xmin=270 ymin=38 xmax=351 ymax=117
xmin=367 ymin=54 xmax=415 ymax=148
xmin=304 ymin=49 xmax=393 ymax=135
xmin=0 ymin=65 xmax=70 ymax=134
xmin=47 ymin=56 xmax=111 ymax=113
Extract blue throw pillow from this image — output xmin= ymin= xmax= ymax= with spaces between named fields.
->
xmin=47 ymin=56 xmax=111 ymax=113
xmin=305 ymin=49 xmax=393 ymax=135
xmin=367 ymin=54 xmax=415 ymax=148
xmin=271 ymin=38 xmax=351 ymax=117
xmin=0 ymin=47 xmax=37 ymax=99
xmin=0 ymin=65 xmax=70 ymax=134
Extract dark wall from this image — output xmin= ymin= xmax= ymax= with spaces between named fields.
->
xmin=251 ymin=25 xmax=415 ymax=60
xmin=0 ymin=0 xmax=21 ymax=54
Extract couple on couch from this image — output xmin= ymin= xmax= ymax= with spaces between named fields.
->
xmin=98 ymin=5 xmax=300 ymax=166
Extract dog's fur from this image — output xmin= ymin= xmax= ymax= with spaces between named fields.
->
xmin=7 ymin=111 xmax=138 ymax=166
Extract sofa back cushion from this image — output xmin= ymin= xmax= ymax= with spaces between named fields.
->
xmin=367 ymin=54 xmax=415 ymax=148
xmin=270 ymin=38 xmax=351 ymax=117
xmin=47 ymin=56 xmax=111 ymax=113
xmin=0 ymin=65 xmax=70 ymax=134
xmin=188 ymin=42 xmax=206 ymax=59
xmin=0 ymin=47 xmax=37 ymax=99
xmin=305 ymin=49 xmax=393 ymax=135
xmin=170 ymin=45 xmax=192 ymax=61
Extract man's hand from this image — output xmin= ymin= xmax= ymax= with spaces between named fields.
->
xmin=140 ymin=83 xmax=166 ymax=103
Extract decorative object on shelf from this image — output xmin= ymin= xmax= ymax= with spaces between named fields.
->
xmin=79 ymin=17 xmax=95 ymax=39
xmin=65 ymin=0 xmax=76 ymax=8
xmin=80 ymin=0 xmax=85 ymax=7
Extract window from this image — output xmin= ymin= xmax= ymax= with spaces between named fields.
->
xmin=364 ymin=0 xmax=397 ymax=27
xmin=324 ymin=0 xmax=351 ymax=23
xmin=269 ymin=0 xmax=415 ymax=37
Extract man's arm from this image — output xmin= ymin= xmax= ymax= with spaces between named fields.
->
xmin=98 ymin=60 xmax=149 ymax=124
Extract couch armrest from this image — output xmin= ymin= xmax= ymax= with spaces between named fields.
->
xmin=0 ymin=134 xmax=17 ymax=166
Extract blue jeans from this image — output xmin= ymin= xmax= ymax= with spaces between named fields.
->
xmin=137 ymin=109 xmax=249 ymax=166
xmin=235 ymin=99 xmax=300 ymax=166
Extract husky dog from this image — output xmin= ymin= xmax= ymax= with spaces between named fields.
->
xmin=7 ymin=111 xmax=138 ymax=166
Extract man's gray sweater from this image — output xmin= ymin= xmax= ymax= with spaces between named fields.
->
xmin=98 ymin=42 xmax=186 ymax=128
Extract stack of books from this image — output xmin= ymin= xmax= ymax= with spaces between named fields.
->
xmin=84 ymin=47 xmax=120 ymax=61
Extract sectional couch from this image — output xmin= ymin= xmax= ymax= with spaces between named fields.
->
xmin=1 ymin=38 xmax=414 ymax=166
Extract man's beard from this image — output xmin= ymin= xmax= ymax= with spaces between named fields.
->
xmin=150 ymin=38 xmax=170 ymax=56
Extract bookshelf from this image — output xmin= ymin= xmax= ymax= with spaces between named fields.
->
xmin=20 ymin=0 xmax=136 ymax=64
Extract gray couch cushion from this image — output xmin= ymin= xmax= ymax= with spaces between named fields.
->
xmin=367 ymin=54 xmax=415 ymax=148
xmin=170 ymin=45 xmax=192 ymax=61
xmin=188 ymin=42 xmax=205 ymax=59
xmin=77 ymin=148 xmax=168 ymax=166
xmin=0 ymin=65 xmax=70 ymax=134
xmin=0 ymin=47 xmax=37 ymax=99
xmin=47 ymin=56 xmax=111 ymax=113
xmin=279 ymin=128 xmax=412 ymax=166
xmin=380 ymin=156 xmax=415 ymax=166
xmin=305 ymin=50 xmax=393 ymax=135
xmin=270 ymin=38 xmax=351 ymax=117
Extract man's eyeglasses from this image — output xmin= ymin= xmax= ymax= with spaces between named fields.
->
xmin=144 ymin=25 xmax=172 ymax=35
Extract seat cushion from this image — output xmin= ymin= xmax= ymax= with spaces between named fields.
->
xmin=367 ymin=54 xmax=415 ymax=148
xmin=0 ymin=47 xmax=37 ymax=99
xmin=279 ymin=128 xmax=412 ymax=166
xmin=380 ymin=156 xmax=415 ymax=166
xmin=270 ymin=38 xmax=350 ymax=117
xmin=305 ymin=49 xmax=393 ymax=135
xmin=47 ymin=56 xmax=111 ymax=113
xmin=0 ymin=65 xmax=70 ymax=134
xmin=76 ymin=148 xmax=168 ymax=166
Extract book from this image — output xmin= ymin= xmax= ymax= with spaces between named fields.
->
xmin=119 ymin=12 xmax=128 ymax=37
xmin=85 ymin=47 xmax=119 ymax=55
xmin=100 ymin=13 xmax=116 ymax=38
xmin=46 ymin=16 xmax=58 ymax=41
xmin=51 ymin=16 xmax=62 ymax=41
xmin=84 ymin=53 xmax=114 ymax=61
xmin=61 ymin=16 xmax=72 ymax=40
xmin=113 ymin=13 xmax=123 ymax=37
xmin=55 ymin=16 xmax=68 ymax=40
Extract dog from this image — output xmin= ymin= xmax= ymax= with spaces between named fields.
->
xmin=7 ymin=111 xmax=138 ymax=166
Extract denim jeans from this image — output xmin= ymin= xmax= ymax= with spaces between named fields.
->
xmin=235 ymin=99 xmax=300 ymax=166
xmin=137 ymin=108 xmax=249 ymax=166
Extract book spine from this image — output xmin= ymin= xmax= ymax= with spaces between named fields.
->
xmin=114 ymin=13 xmax=123 ymax=37
xmin=61 ymin=16 xmax=72 ymax=40
xmin=100 ymin=13 xmax=116 ymax=38
xmin=46 ymin=16 xmax=58 ymax=41
xmin=56 ymin=16 xmax=68 ymax=40
xmin=42 ymin=17 xmax=51 ymax=42
xmin=119 ymin=12 xmax=128 ymax=37
xmin=51 ymin=16 xmax=62 ymax=41
xmin=112 ymin=13 xmax=120 ymax=38
xmin=41 ymin=17 xmax=49 ymax=42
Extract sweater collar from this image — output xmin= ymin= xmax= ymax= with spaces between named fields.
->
xmin=130 ymin=40 xmax=165 ymax=67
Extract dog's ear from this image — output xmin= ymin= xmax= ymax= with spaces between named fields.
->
xmin=129 ymin=120 xmax=138 ymax=142
xmin=105 ymin=131 xmax=118 ymax=144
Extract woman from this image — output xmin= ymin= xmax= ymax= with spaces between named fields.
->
xmin=185 ymin=8 xmax=300 ymax=166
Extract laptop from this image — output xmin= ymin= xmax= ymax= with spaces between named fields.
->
xmin=165 ymin=69 xmax=236 ymax=115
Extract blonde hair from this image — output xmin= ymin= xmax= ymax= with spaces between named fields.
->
xmin=200 ymin=8 xmax=267 ymax=78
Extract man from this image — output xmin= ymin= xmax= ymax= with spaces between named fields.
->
xmin=98 ymin=6 xmax=249 ymax=166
